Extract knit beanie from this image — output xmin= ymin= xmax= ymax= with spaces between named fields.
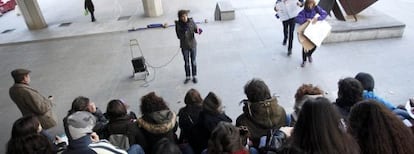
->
xmin=203 ymin=92 xmax=223 ymax=114
xmin=66 ymin=111 xmax=96 ymax=140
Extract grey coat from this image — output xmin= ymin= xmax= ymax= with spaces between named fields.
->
xmin=9 ymin=83 xmax=57 ymax=129
xmin=175 ymin=18 xmax=198 ymax=49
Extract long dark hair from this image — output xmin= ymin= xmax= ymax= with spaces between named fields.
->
xmin=106 ymin=99 xmax=127 ymax=120
xmin=184 ymin=88 xmax=203 ymax=105
xmin=349 ymin=100 xmax=414 ymax=154
xmin=7 ymin=116 xmax=53 ymax=154
xmin=290 ymin=97 xmax=359 ymax=154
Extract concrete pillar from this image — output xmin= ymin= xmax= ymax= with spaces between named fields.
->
xmin=142 ymin=0 xmax=163 ymax=17
xmin=16 ymin=0 xmax=47 ymax=30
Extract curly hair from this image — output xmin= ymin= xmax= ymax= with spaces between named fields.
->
xmin=336 ymin=77 xmax=363 ymax=108
xmin=140 ymin=92 xmax=169 ymax=115
xmin=291 ymin=97 xmax=360 ymax=154
xmin=244 ymin=78 xmax=271 ymax=102
xmin=349 ymin=100 xmax=414 ymax=154
xmin=294 ymin=84 xmax=323 ymax=101
xmin=184 ymin=88 xmax=203 ymax=105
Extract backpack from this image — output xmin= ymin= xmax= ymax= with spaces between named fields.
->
xmin=108 ymin=134 xmax=130 ymax=150
xmin=106 ymin=123 xmax=131 ymax=150
xmin=258 ymin=128 xmax=286 ymax=154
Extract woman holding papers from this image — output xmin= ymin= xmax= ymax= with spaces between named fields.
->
xmin=274 ymin=0 xmax=303 ymax=56
xmin=296 ymin=0 xmax=327 ymax=67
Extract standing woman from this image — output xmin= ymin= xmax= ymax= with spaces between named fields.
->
xmin=274 ymin=0 xmax=303 ymax=56
xmin=85 ymin=0 xmax=96 ymax=22
xmin=175 ymin=10 xmax=202 ymax=84
xmin=295 ymin=0 xmax=327 ymax=67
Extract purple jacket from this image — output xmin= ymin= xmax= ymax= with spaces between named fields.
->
xmin=295 ymin=5 xmax=328 ymax=25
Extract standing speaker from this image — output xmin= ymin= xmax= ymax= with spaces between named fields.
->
xmin=131 ymin=56 xmax=146 ymax=73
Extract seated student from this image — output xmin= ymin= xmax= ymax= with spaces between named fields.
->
xmin=204 ymin=122 xmax=250 ymax=154
xmin=236 ymin=78 xmax=286 ymax=148
xmin=102 ymin=99 xmax=146 ymax=151
xmin=349 ymin=100 xmax=414 ymax=154
xmin=189 ymin=92 xmax=233 ymax=154
xmin=355 ymin=72 xmax=412 ymax=120
xmin=137 ymin=92 xmax=178 ymax=154
xmin=333 ymin=77 xmax=363 ymax=119
xmin=62 ymin=111 xmax=144 ymax=154
xmin=178 ymin=89 xmax=203 ymax=142
xmin=264 ymin=97 xmax=359 ymax=154
xmin=7 ymin=116 xmax=55 ymax=154
xmin=177 ymin=88 xmax=203 ymax=153
xmin=290 ymin=84 xmax=323 ymax=126
xmin=63 ymin=96 xmax=108 ymax=140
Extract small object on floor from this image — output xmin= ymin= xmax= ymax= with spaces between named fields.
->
xmin=192 ymin=77 xmax=198 ymax=83
xmin=308 ymin=56 xmax=313 ymax=63
xmin=287 ymin=49 xmax=292 ymax=56
xmin=301 ymin=62 xmax=305 ymax=67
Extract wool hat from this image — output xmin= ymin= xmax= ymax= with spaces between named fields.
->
xmin=203 ymin=92 xmax=223 ymax=114
xmin=66 ymin=111 xmax=96 ymax=140
xmin=11 ymin=68 xmax=30 ymax=82
xmin=355 ymin=72 xmax=375 ymax=91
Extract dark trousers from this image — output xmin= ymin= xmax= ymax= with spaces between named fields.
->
xmin=88 ymin=9 xmax=95 ymax=21
xmin=282 ymin=18 xmax=296 ymax=50
xmin=302 ymin=47 xmax=316 ymax=62
xmin=182 ymin=48 xmax=197 ymax=77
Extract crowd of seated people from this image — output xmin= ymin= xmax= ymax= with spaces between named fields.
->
xmin=6 ymin=73 xmax=414 ymax=154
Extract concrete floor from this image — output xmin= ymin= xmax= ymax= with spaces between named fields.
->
xmin=1 ymin=0 xmax=414 ymax=152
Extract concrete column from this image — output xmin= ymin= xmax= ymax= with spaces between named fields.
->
xmin=16 ymin=0 xmax=47 ymax=30
xmin=142 ymin=0 xmax=163 ymax=17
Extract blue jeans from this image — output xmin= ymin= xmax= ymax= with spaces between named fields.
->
xmin=127 ymin=144 xmax=145 ymax=154
xmin=393 ymin=108 xmax=412 ymax=120
xmin=181 ymin=48 xmax=197 ymax=77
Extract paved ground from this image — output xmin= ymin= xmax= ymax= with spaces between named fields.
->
xmin=0 ymin=0 xmax=414 ymax=152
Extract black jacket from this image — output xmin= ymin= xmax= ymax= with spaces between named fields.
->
xmin=137 ymin=110 xmax=178 ymax=154
xmin=189 ymin=110 xmax=232 ymax=154
xmin=102 ymin=116 xmax=147 ymax=149
xmin=177 ymin=104 xmax=203 ymax=143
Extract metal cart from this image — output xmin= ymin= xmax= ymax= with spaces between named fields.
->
xmin=129 ymin=39 xmax=149 ymax=79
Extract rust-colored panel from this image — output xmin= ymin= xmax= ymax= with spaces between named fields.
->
xmin=339 ymin=0 xmax=377 ymax=15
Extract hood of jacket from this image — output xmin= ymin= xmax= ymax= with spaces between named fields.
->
xmin=137 ymin=110 xmax=176 ymax=134
xmin=242 ymin=97 xmax=286 ymax=128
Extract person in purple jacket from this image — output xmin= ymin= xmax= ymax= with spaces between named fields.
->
xmin=295 ymin=0 xmax=327 ymax=67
